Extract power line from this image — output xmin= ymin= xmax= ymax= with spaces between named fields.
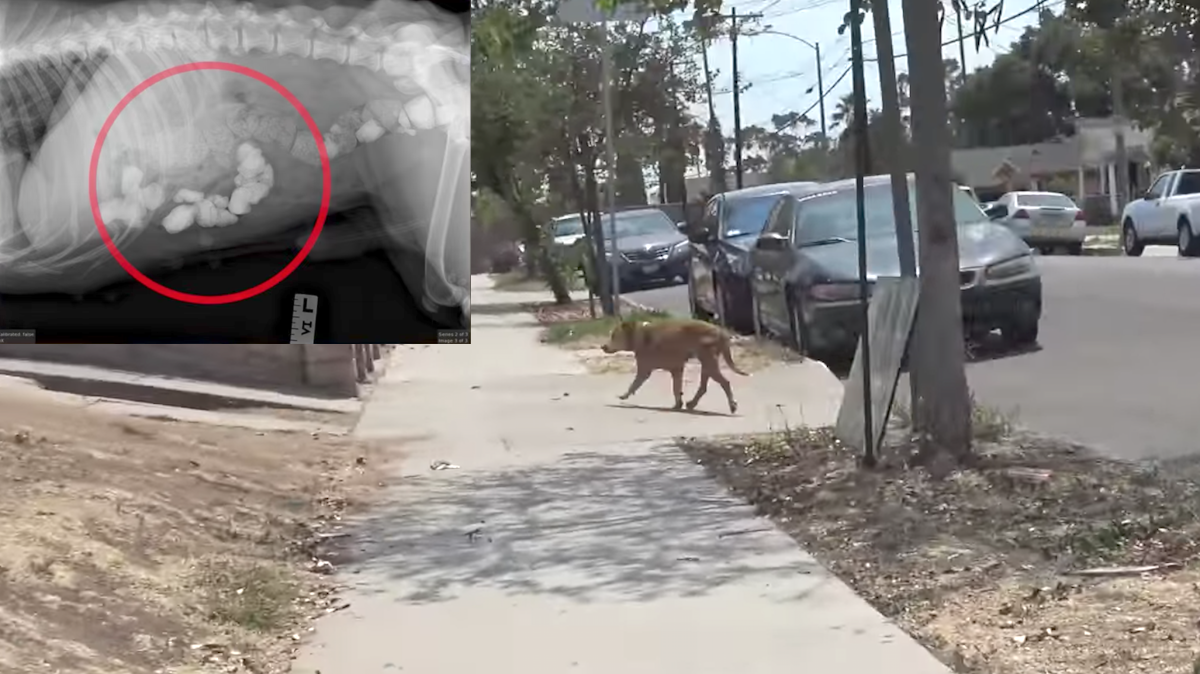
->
xmin=865 ymin=0 xmax=1063 ymax=62
xmin=773 ymin=63 xmax=851 ymax=129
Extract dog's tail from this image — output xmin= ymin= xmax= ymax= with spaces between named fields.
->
xmin=721 ymin=335 xmax=750 ymax=376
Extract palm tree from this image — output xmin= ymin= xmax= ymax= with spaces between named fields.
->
xmin=831 ymin=92 xmax=862 ymax=132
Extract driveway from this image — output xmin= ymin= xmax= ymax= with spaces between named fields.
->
xmin=627 ymin=249 xmax=1200 ymax=460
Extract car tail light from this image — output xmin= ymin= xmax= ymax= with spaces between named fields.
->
xmin=1074 ymin=210 xmax=1086 ymax=221
xmin=1013 ymin=209 xmax=1030 ymax=219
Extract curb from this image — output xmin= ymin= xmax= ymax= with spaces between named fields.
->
xmin=618 ymin=296 xmax=667 ymax=316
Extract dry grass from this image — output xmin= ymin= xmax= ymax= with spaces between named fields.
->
xmin=680 ymin=419 xmax=1200 ymax=674
xmin=0 ymin=388 xmax=387 ymax=674
xmin=489 ymin=270 xmax=586 ymax=293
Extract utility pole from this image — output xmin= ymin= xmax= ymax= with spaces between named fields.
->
xmin=723 ymin=7 xmax=762 ymax=189
xmin=954 ymin=4 xmax=969 ymax=146
xmin=815 ymin=43 xmax=827 ymax=142
xmin=600 ymin=18 xmax=622 ymax=317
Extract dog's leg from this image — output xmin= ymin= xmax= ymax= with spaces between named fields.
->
xmin=686 ymin=370 xmax=709 ymax=411
xmin=670 ymin=367 xmax=685 ymax=410
xmin=618 ymin=366 xmax=652 ymax=401
xmin=707 ymin=359 xmax=738 ymax=414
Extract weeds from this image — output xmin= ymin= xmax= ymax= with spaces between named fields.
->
xmin=969 ymin=391 xmax=1016 ymax=442
xmin=541 ymin=309 xmax=668 ymax=345
xmin=190 ymin=557 xmax=298 ymax=633
xmin=890 ymin=393 xmax=1016 ymax=443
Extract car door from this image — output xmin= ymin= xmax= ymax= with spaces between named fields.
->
xmin=749 ymin=197 xmax=795 ymax=332
xmin=689 ymin=197 xmax=721 ymax=315
xmin=1138 ymin=173 xmax=1173 ymax=238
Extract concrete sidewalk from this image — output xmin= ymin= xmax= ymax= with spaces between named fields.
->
xmin=292 ymin=276 xmax=953 ymax=674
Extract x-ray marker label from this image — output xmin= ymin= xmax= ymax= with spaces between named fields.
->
xmin=289 ymin=294 xmax=318 ymax=344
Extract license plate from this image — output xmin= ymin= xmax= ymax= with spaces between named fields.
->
xmin=642 ymin=263 xmax=660 ymax=274
xmin=1031 ymin=226 xmax=1070 ymax=238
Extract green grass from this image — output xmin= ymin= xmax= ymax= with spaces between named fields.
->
xmin=542 ymin=309 xmax=670 ymax=345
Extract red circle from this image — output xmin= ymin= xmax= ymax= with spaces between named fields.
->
xmin=88 ymin=61 xmax=331 ymax=305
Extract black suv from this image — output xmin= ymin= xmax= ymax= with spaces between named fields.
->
xmin=686 ymin=182 xmax=819 ymax=333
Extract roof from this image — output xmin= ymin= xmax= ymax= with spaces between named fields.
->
xmin=721 ymin=181 xmax=821 ymax=200
xmin=951 ymin=139 xmax=1084 ymax=188
xmin=1007 ymin=190 xmax=1071 ymax=196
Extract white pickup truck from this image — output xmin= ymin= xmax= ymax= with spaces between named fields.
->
xmin=1121 ymin=169 xmax=1200 ymax=256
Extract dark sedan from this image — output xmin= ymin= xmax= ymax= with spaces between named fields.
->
xmin=749 ymin=176 xmax=1042 ymax=361
xmin=577 ymin=208 xmax=691 ymax=292
xmin=687 ymin=181 xmax=819 ymax=333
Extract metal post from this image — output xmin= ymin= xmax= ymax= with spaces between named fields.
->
xmin=600 ymin=18 xmax=622 ymax=317
xmin=849 ymin=0 xmax=875 ymax=467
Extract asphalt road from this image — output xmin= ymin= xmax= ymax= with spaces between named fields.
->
xmin=626 ymin=247 xmax=1200 ymax=461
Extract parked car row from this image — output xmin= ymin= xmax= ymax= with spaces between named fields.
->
xmin=686 ymin=175 xmax=1044 ymax=362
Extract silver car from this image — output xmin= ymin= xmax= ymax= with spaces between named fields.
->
xmin=984 ymin=191 xmax=1087 ymax=255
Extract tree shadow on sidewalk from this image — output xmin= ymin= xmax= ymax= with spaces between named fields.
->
xmin=334 ymin=443 xmax=822 ymax=605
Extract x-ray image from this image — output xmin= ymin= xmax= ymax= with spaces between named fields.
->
xmin=0 ymin=0 xmax=469 ymax=342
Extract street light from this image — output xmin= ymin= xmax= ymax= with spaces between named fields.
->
xmin=749 ymin=29 xmax=826 ymax=142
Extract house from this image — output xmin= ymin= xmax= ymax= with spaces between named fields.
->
xmin=951 ymin=117 xmax=1155 ymax=220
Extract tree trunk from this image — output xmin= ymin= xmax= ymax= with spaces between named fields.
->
xmin=575 ymin=138 xmax=615 ymax=316
xmin=616 ymin=150 xmax=647 ymax=205
xmin=511 ymin=195 xmax=572 ymax=305
xmin=901 ymin=0 xmax=972 ymax=468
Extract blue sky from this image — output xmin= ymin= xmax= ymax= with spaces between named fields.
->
xmin=697 ymin=0 xmax=1049 ymax=136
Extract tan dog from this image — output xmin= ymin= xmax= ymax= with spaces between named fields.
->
xmin=601 ymin=318 xmax=748 ymax=413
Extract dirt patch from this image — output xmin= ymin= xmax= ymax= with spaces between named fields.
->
xmin=0 ymin=387 xmax=388 ymax=674
xmin=680 ymin=424 xmax=1200 ymax=674
xmin=531 ymin=300 xmax=803 ymax=374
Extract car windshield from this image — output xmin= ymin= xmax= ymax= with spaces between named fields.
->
xmin=1015 ymin=193 xmax=1076 ymax=208
xmin=553 ymin=216 xmax=585 ymax=237
xmin=600 ymin=211 xmax=676 ymax=239
xmin=795 ymin=183 xmax=988 ymax=244
xmin=722 ymin=194 xmax=783 ymax=238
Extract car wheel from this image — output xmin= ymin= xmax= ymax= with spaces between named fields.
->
xmin=1123 ymin=219 xmax=1145 ymax=257
xmin=1003 ymin=317 xmax=1040 ymax=347
xmin=1180 ymin=219 xmax=1200 ymax=257
xmin=787 ymin=298 xmax=811 ymax=357
xmin=1066 ymin=243 xmax=1083 ymax=256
